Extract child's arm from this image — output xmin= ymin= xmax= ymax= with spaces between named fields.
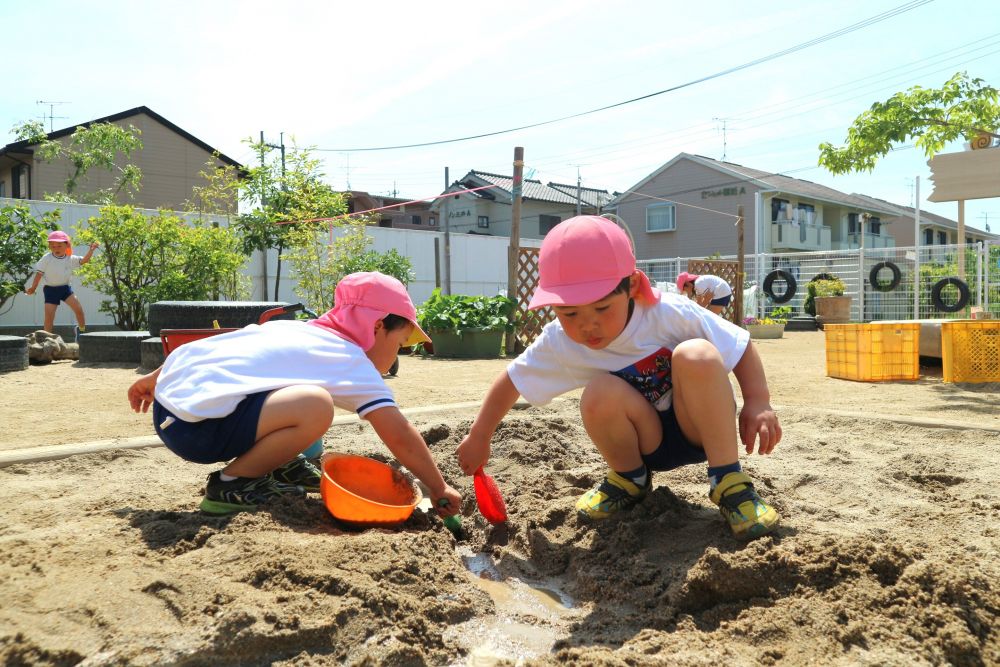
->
xmin=365 ymin=406 xmax=462 ymax=515
xmin=731 ymin=342 xmax=781 ymax=455
xmin=128 ymin=366 xmax=162 ymax=413
xmin=456 ymin=370 xmax=521 ymax=475
xmin=80 ymin=242 xmax=99 ymax=265
xmin=24 ymin=271 xmax=42 ymax=295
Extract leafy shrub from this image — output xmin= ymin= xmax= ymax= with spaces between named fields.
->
xmin=804 ymin=276 xmax=846 ymax=315
xmin=743 ymin=306 xmax=791 ymax=326
xmin=0 ymin=204 xmax=60 ymax=312
xmin=417 ymin=289 xmax=516 ymax=335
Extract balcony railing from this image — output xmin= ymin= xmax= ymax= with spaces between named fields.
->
xmin=770 ymin=221 xmax=832 ymax=251
xmin=839 ymin=232 xmax=896 ymax=250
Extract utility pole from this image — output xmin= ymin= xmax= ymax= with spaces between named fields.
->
xmin=258 ymin=131 xmax=287 ymax=301
xmin=914 ymin=176 xmax=920 ymax=319
xmin=506 ymin=147 xmax=524 ymax=355
xmin=575 ymin=166 xmax=582 ymax=216
xmin=443 ymin=167 xmax=452 ymax=295
xmin=36 ymin=101 xmax=69 ymax=132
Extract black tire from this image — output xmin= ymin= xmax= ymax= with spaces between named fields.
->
xmin=0 ymin=335 xmax=29 ymax=373
xmin=763 ymin=269 xmax=797 ymax=303
xmin=869 ymin=261 xmax=901 ymax=292
xmin=140 ymin=337 xmax=165 ymax=371
xmin=147 ymin=301 xmax=293 ymax=337
xmin=78 ymin=331 xmax=149 ymax=364
xmin=930 ymin=277 xmax=970 ymax=313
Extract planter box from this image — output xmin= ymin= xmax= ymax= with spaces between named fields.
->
xmin=815 ymin=296 xmax=852 ymax=327
xmin=430 ymin=328 xmax=504 ymax=358
xmin=747 ymin=323 xmax=785 ymax=339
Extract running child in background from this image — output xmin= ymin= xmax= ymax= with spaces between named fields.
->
xmin=127 ymin=271 xmax=463 ymax=518
xmin=24 ymin=230 xmax=99 ymax=338
xmin=457 ymin=216 xmax=781 ymax=539
xmin=676 ymin=271 xmax=733 ymax=317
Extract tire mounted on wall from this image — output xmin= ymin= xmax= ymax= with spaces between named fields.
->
xmin=869 ymin=261 xmax=901 ymax=292
xmin=930 ymin=277 xmax=970 ymax=313
xmin=762 ymin=269 xmax=797 ymax=304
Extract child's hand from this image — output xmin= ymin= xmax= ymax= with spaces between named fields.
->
xmin=89 ymin=242 xmax=100 ymax=251
xmin=738 ymin=398 xmax=781 ymax=455
xmin=432 ymin=484 xmax=462 ymax=518
xmin=127 ymin=372 xmax=158 ymax=413
xmin=456 ymin=433 xmax=491 ymax=476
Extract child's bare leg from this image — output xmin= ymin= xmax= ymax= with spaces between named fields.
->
xmin=64 ymin=294 xmax=86 ymax=329
xmin=223 ymin=386 xmax=333 ymax=478
xmin=670 ymin=338 xmax=738 ymax=467
xmin=43 ymin=303 xmax=57 ymax=333
xmin=708 ymin=304 xmax=725 ymax=316
xmin=580 ymin=375 xmax=662 ymax=471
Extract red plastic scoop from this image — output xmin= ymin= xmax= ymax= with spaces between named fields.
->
xmin=473 ymin=467 xmax=508 ymax=524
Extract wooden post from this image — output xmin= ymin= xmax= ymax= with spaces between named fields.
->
xmin=433 ymin=237 xmax=441 ymax=289
xmin=958 ymin=199 xmax=966 ymax=281
xmin=736 ymin=205 xmax=744 ymax=325
xmin=506 ymin=147 xmax=524 ymax=355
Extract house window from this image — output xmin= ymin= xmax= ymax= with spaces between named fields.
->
xmin=411 ymin=215 xmax=422 ymax=225
xmin=868 ymin=216 xmax=881 ymax=236
xmin=646 ymin=203 xmax=676 ymax=232
xmin=771 ymin=198 xmax=790 ymax=222
xmin=11 ymin=164 xmax=28 ymax=199
xmin=923 ymin=229 xmax=933 ymax=245
xmin=848 ymin=213 xmax=859 ymax=235
xmin=793 ymin=202 xmax=815 ymax=223
xmin=428 ymin=217 xmax=436 ymax=226
xmin=0 ymin=181 xmax=5 ymax=198
xmin=477 ymin=215 xmax=489 ymax=229
xmin=539 ymin=214 xmax=561 ymax=235
xmin=938 ymin=230 xmax=948 ymax=245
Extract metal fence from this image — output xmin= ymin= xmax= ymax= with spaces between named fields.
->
xmin=639 ymin=241 xmax=999 ymax=321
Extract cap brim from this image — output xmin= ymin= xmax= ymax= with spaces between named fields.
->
xmin=402 ymin=321 xmax=432 ymax=347
xmin=528 ymin=276 xmax=621 ymax=310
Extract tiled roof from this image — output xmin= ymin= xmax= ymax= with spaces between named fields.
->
xmin=463 ymin=171 xmax=611 ymax=207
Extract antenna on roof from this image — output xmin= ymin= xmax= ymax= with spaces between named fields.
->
xmin=36 ymin=101 xmax=69 ymax=132
xmin=713 ymin=117 xmax=730 ymax=161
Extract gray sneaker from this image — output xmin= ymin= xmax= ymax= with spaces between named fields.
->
xmin=271 ymin=454 xmax=322 ymax=492
xmin=199 ymin=471 xmax=305 ymax=515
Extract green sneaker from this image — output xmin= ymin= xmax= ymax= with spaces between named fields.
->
xmin=270 ymin=454 xmax=322 ymax=492
xmin=199 ymin=471 xmax=305 ymax=515
xmin=709 ymin=471 xmax=779 ymax=539
xmin=576 ymin=470 xmax=651 ymax=520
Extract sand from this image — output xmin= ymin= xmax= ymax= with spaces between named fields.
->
xmin=1 ymin=332 xmax=998 ymax=666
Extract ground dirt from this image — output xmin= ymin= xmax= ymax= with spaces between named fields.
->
xmin=1 ymin=332 xmax=998 ymax=666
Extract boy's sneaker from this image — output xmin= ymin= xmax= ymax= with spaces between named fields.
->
xmin=199 ymin=471 xmax=305 ymax=515
xmin=73 ymin=325 xmax=82 ymax=342
xmin=270 ymin=454 xmax=321 ymax=492
xmin=709 ymin=471 xmax=779 ymax=540
xmin=576 ymin=469 xmax=651 ymax=520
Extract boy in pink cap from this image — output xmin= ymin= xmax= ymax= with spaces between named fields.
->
xmin=24 ymin=230 xmax=100 ymax=338
xmin=676 ymin=271 xmax=733 ymax=316
xmin=128 ymin=271 xmax=462 ymax=518
xmin=457 ymin=216 xmax=780 ymax=539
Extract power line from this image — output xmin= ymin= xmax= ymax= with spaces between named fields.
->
xmin=317 ymin=0 xmax=933 ymax=153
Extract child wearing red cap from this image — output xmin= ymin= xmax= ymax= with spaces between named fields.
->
xmin=24 ymin=230 xmax=100 ymax=338
xmin=676 ymin=271 xmax=733 ymax=316
xmin=127 ymin=271 xmax=462 ymax=518
xmin=457 ymin=216 xmax=780 ymax=539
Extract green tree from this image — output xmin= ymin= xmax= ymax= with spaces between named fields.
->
xmin=74 ymin=206 xmax=249 ymax=329
xmin=0 ymin=204 xmax=60 ymax=313
xmin=282 ymin=218 xmax=372 ymax=311
xmin=12 ymin=120 xmax=143 ymax=203
xmin=818 ymin=72 xmax=1000 ymax=174
xmin=184 ymin=153 xmax=240 ymax=223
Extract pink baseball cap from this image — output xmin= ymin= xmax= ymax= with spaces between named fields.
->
xmin=529 ymin=215 xmax=659 ymax=310
xmin=676 ymin=271 xmax=698 ymax=292
xmin=47 ymin=230 xmax=71 ymax=243
xmin=308 ymin=272 xmax=431 ymax=350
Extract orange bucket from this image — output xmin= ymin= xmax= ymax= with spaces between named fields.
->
xmin=320 ymin=454 xmax=421 ymax=526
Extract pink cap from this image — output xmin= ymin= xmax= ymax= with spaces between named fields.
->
xmin=528 ymin=215 xmax=659 ymax=309
xmin=47 ymin=230 xmax=71 ymax=243
xmin=676 ymin=271 xmax=698 ymax=293
xmin=308 ymin=272 xmax=431 ymax=350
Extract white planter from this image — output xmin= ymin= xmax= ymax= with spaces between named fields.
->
xmin=747 ymin=323 xmax=785 ymax=339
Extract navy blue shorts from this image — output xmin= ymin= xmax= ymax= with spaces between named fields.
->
xmin=640 ymin=407 xmax=708 ymax=471
xmin=43 ymin=284 xmax=73 ymax=305
xmin=152 ymin=391 xmax=271 ymax=464
xmin=710 ymin=294 xmax=732 ymax=307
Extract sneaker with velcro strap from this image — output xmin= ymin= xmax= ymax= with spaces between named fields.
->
xmin=709 ymin=471 xmax=779 ymax=540
xmin=270 ymin=454 xmax=322 ymax=492
xmin=199 ymin=471 xmax=305 ymax=515
xmin=575 ymin=469 xmax=651 ymax=520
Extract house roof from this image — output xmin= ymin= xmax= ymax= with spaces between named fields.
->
xmin=0 ymin=105 xmax=243 ymax=171
xmin=456 ymin=170 xmax=612 ymax=208
xmin=607 ymin=153 xmax=900 ymax=216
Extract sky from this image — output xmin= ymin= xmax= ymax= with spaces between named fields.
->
xmin=3 ymin=0 xmax=999 ymax=233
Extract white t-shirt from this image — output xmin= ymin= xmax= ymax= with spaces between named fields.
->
xmin=507 ymin=292 xmax=749 ymax=412
xmin=155 ymin=320 xmax=395 ymax=422
xmin=34 ymin=253 xmax=83 ymax=286
xmin=693 ymin=274 xmax=733 ymax=299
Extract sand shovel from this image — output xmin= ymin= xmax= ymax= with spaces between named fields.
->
xmin=473 ymin=467 xmax=508 ymax=524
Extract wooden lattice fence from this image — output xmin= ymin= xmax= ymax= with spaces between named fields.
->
xmin=686 ymin=259 xmax=742 ymax=324
xmin=513 ymin=248 xmax=553 ymax=352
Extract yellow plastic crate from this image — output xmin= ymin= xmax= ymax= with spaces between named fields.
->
xmin=941 ymin=320 xmax=1000 ymax=383
xmin=824 ymin=323 xmax=920 ymax=382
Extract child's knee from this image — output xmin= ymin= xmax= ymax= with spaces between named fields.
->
xmin=581 ymin=375 xmax=638 ymax=418
xmin=673 ymin=338 xmax=723 ymax=369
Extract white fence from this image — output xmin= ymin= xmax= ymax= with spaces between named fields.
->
xmin=0 ymin=199 xmax=540 ymax=328
xmin=640 ymin=242 xmax=999 ymax=321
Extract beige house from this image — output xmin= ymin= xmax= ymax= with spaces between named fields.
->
xmin=604 ymin=153 xmax=902 ymax=260
xmin=0 ymin=106 xmax=242 ymax=210
xmin=850 ymin=194 xmax=1000 ymax=247
xmin=431 ymin=170 xmax=613 ymax=239
xmin=345 ymin=190 xmax=437 ymax=230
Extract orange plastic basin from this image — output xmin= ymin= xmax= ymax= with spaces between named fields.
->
xmin=320 ymin=454 xmax=421 ymax=526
